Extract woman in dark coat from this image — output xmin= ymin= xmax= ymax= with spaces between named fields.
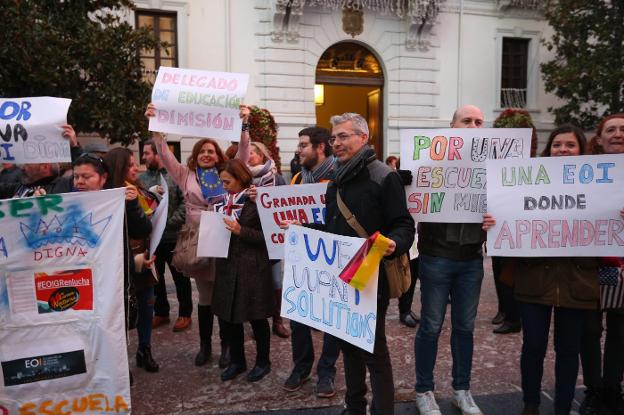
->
xmin=104 ymin=148 xmax=159 ymax=373
xmin=212 ymin=159 xmax=274 ymax=383
xmin=483 ymin=125 xmax=600 ymax=415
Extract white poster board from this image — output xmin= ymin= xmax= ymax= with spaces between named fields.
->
xmin=0 ymin=97 xmax=72 ymax=164
xmin=197 ymin=211 xmax=231 ymax=258
xmin=486 ymin=154 xmax=624 ymax=256
xmin=148 ymin=174 xmax=169 ymax=258
xmin=0 ymin=189 xmax=129 ymax=414
xmin=256 ymin=183 xmax=328 ymax=259
xmin=149 ymin=67 xmax=249 ymax=141
xmin=281 ymin=226 xmax=378 ymax=352
xmin=400 ymin=128 xmax=532 ymax=223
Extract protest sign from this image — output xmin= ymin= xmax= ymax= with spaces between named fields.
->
xmin=0 ymin=188 xmax=129 ymax=414
xmin=0 ymin=97 xmax=72 ymax=164
xmin=149 ymin=67 xmax=249 ymax=141
xmin=281 ymin=225 xmax=378 ymax=352
xmin=486 ymin=154 xmax=624 ymax=256
xmin=148 ymin=174 xmax=169 ymax=259
xmin=197 ymin=211 xmax=231 ymax=258
xmin=400 ymin=128 xmax=531 ymax=222
xmin=256 ymin=183 xmax=328 ymax=259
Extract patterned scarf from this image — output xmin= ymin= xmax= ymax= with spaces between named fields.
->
xmin=196 ymin=167 xmax=224 ymax=201
xmin=300 ymin=155 xmax=335 ymax=184
xmin=250 ymin=159 xmax=277 ymax=187
xmin=334 ymin=145 xmax=376 ymax=186
xmin=214 ymin=190 xmax=248 ymax=219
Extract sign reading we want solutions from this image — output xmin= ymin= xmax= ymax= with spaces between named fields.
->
xmin=486 ymin=154 xmax=624 ymax=256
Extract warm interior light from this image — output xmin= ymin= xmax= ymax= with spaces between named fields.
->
xmin=314 ymin=84 xmax=325 ymax=106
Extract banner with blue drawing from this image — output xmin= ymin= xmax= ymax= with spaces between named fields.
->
xmin=0 ymin=189 xmax=130 ymax=414
xmin=281 ymin=225 xmax=378 ymax=353
xmin=486 ymin=154 xmax=624 ymax=256
xmin=0 ymin=97 xmax=72 ymax=164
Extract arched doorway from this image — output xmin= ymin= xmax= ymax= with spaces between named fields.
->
xmin=315 ymin=42 xmax=384 ymax=158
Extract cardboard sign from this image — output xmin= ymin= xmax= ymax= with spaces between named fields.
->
xmin=256 ymin=183 xmax=328 ymax=259
xmin=281 ymin=226 xmax=378 ymax=352
xmin=400 ymin=128 xmax=532 ymax=223
xmin=0 ymin=97 xmax=72 ymax=164
xmin=0 ymin=189 xmax=130 ymax=413
xmin=486 ymin=154 xmax=624 ymax=256
xmin=149 ymin=67 xmax=249 ymax=141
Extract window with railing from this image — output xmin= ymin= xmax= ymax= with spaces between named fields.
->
xmin=501 ymin=37 xmax=529 ymax=108
xmin=136 ymin=10 xmax=178 ymax=83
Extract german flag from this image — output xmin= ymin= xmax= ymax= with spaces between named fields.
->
xmin=339 ymin=231 xmax=392 ymax=290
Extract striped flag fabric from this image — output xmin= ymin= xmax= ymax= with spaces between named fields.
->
xmin=599 ymin=266 xmax=624 ymax=310
xmin=339 ymin=231 xmax=391 ymax=291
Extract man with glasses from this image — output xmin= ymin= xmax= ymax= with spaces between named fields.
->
xmin=414 ymin=104 xmax=486 ymax=415
xmin=283 ymin=126 xmax=341 ymax=398
xmin=323 ymin=113 xmax=414 ymax=415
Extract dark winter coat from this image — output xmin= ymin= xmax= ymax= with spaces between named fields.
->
xmin=513 ymin=257 xmax=600 ymax=310
xmin=315 ymin=149 xmax=415 ymax=301
xmin=212 ymin=199 xmax=274 ymax=323
xmin=139 ymin=168 xmax=185 ymax=243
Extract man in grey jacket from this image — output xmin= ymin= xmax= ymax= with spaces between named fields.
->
xmin=140 ymin=140 xmax=191 ymax=332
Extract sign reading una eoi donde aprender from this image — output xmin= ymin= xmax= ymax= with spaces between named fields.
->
xmin=0 ymin=97 xmax=72 ymax=164
xmin=486 ymin=154 xmax=624 ymax=257
xmin=256 ymin=183 xmax=329 ymax=260
xmin=400 ymin=128 xmax=532 ymax=223
xmin=149 ymin=67 xmax=249 ymax=141
xmin=281 ymin=225 xmax=378 ymax=353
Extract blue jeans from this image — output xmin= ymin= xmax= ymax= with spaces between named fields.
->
xmin=136 ymin=286 xmax=155 ymax=348
xmin=415 ymin=254 xmax=483 ymax=392
xmin=520 ymin=302 xmax=588 ymax=412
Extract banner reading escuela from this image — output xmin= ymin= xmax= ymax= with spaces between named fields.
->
xmin=282 ymin=226 xmax=378 ymax=352
xmin=486 ymin=154 xmax=624 ymax=256
xmin=0 ymin=97 xmax=72 ymax=164
xmin=400 ymin=128 xmax=531 ymax=223
xmin=148 ymin=67 xmax=249 ymax=141
xmin=0 ymin=189 xmax=129 ymax=413
xmin=256 ymin=183 xmax=328 ymax=259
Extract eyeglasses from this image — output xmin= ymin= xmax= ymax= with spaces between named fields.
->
xmin=73 ymin=152 xmax=104 ymax=165
xmin=297 ymin=142 xmax=311 ymax=150
xmin=329 ymin=133 xmax=360 ymax=146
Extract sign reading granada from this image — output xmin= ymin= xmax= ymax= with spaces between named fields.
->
xmin=256 ymin=183 xmax=328 ymax=259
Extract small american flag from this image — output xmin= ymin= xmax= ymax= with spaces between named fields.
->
xmin=599 ymin=266 xmax=624 ymax=310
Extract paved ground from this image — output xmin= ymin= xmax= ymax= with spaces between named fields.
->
xmin=128 ymin=259 xmax=587 ymax=414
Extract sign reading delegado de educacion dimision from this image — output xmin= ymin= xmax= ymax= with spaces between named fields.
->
xmin=149 ymin=67 xmax=249 ymax=142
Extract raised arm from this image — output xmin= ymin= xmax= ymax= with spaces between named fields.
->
xmin=235 ymin=105 xmax=250 ymax=165
xmin=145 ymin=103 xmax=189 ymax=187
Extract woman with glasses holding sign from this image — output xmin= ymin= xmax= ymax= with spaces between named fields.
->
xmin=145 ymin=103 xmax=250 ymax=370
xmin=483 ymin=125 xmax=602 ymax=415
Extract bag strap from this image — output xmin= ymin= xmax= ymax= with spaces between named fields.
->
xmin=336 ymin=190 xmax=369 ymax=239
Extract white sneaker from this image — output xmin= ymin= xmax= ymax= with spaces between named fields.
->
xmin=451 ymin=390 xmax=483 ymax=415
xmin=415 ymin=391 xmax=442 ymax=415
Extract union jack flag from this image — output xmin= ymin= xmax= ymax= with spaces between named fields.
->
xmin=214 ymin=191 xmax=248 ymax=219
xmin=599 ymin=266 xmax=624 ymax=310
